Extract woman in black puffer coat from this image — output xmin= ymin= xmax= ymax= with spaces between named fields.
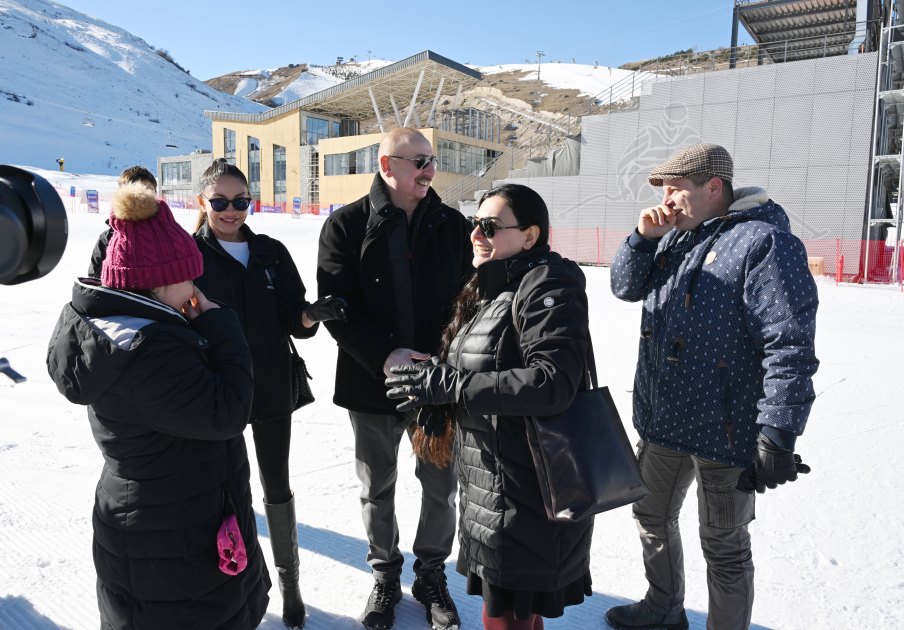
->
xmin=47 ymin=184 xmax=270 ymax=630
xmin=385 ymin=184 xmax=594 ymax=629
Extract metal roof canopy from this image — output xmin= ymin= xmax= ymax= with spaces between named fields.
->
xmin=205 ymin=51 xmax=481 ymax=124
xmin=731 ymin=0 xmax=859 ymax=62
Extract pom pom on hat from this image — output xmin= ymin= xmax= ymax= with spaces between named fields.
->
xmin=110 ymin=182 xmax=159 ymax=221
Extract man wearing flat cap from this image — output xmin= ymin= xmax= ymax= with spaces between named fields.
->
xmin=606 ymin=143 xmax=819 ymax=630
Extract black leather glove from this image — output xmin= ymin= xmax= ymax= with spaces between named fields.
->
xmin=305 ymin=296 xmax=348 ymax=322
xmin=384 ymin=361 xmax=469 ymax=413
xmin=737 ymin=432 xmax=811 ymax=494
xmin=416 ymin=405 xmax=447 ymax=437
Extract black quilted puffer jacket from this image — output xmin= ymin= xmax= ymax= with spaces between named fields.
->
xmin=450 ymin=245 xmax=594 ymax=592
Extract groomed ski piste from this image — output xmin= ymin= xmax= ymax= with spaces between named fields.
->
xmin=1 ymin=207 xmax=902 ymax=630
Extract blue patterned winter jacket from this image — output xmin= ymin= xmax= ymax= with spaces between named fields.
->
xmin=611 ymin=187 xmax=819 ymax=468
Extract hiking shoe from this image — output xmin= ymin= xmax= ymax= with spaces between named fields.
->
xmin=411 ymin=571 xmax=460 ymax=630
xmin=605 ymin=600 xmax=689 ymax=630
xmin=361 ymin=578 xmax=402 ymax=630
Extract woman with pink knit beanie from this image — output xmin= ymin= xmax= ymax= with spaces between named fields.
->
xmin=47 ymin=183 xmax=270 ymax=630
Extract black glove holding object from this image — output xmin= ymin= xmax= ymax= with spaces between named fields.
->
xmin=415 ymin=405 xmax=447 ymax=438
xmin=385 ymin=360 xmax=469 ymax=413
xmin=736 ymin=431 xmax=811 ymax=494
xmin=305 ymin=295 xmax=348 ymax=322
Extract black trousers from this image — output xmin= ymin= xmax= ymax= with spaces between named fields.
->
xmin=251 ymin=416 xmax=293 ymax=505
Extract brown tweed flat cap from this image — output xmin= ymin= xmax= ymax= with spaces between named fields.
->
xmin=648 ymin=143 xmax=733 ymax=187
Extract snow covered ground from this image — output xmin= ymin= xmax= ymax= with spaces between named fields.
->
xmin=0 ymin=0 xmax=265 ymax=175
xmin=1 ymin=210 xmax=903 ymax=630
xmin=473 ymin=62 xmax=638 ymax=98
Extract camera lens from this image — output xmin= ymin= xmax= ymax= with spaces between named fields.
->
xmin=0 ymin=166 xmax=68 ymax=285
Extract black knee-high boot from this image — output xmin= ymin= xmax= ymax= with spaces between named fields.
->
xmin=264 ymin=494 xmax=306 ymax=629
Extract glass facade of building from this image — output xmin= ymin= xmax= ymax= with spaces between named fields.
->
xmin=224 ymin=129 xmax=236 ymax=165
xmin=332 ymin=121 xmax=340 ymax=139
xmin=437 ymin=139 xmax=501 ymax=176
xmin=310 ymin=148 xmax=319 ymax=206
xmin=162 ymin=161 xmax=191 ymax=187
xmin=307 ymin=118 xmax=330 ymax=145
xmin=273 ymin=145 xmax=287 ymax=203
xmin=248 ymin=137 xmax=261 ymax=198
xmin=324 ymin=143 xmax=379 ymax=176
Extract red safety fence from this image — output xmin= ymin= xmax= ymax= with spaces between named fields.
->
xmin=549 ymin=227 xmax=904 ymax=289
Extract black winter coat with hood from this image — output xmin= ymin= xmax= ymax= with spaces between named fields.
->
xmin=449 ymin=246 xmax=594 ymax=594
xmin=317 ymin=174 xmax=473 ymax=414
xmin=46 ymin=278 xmax=270 ymax=630
xmin=192 ymin=221 xmax=318 ymax=423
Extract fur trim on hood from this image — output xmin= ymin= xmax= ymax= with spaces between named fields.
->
xmin=729 ymin=186 xmax=769 ymax=212
xmin=111 ymin=182 xmax=158 ymax=221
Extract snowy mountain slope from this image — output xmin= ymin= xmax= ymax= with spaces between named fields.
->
xmin=0 ymin=0 xmax=267 ymax=175
xmin=205 ymin=59 xmax=396 ymax=107
xmin=474 ymin=61 xmax=637 ymax=98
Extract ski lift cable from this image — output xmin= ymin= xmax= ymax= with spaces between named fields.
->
xmin=4 ymin=90 xmax=210 ymax=142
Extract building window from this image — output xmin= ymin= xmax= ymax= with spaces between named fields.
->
xmin=274 ymin=144 xmax=287 ymax=203
xmin=248 ymin=136 xmax=261 ymax=198
xmin=323 ymin=144 xmax=379 ymax=177
xmin=307 ymin=117 xmax=329 ymax=145
xmin=224 ymin=129 xmax=236 ymax=165
xmin=162 ymin=161 xmax=191 ymax=186
xmin=310 ymin=148 xmax=319 ymax=206
xmin=437 ymin=139 xmax=501 ymax=176
xmin=332 ymin=121 xmax=340 ymax=138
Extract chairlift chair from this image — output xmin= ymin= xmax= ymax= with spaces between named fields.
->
xmin=82 ymin=113 xmax=94 ymax=127
xmin=166 ymin=132 xmax=178 ymax=149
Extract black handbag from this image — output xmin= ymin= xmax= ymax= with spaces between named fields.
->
xmin=525 ymin=337 xmax=650 ymax=522
xmin=288 ymin=337 xmax=315 ymax=410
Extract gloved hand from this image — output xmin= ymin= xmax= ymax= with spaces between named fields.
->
xmin=305 ymin=296 xmax=348 ymax=322
xmin=416 ymin=405 xmax=447 ymax=438
xmin=384 ymin=361 xmax=469 ymax=413
xmin=737 ymin=432 xmax=811 ymax=494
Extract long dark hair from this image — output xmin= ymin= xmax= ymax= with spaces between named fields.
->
xmin=410 ymin=184 xmax=549 ymax=466
xmin=193 ymin=158 xmax=250 ymax=233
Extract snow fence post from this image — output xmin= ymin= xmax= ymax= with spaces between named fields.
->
xmin=596 ymin=227 xmax=600 ymax=267
xmin=836 ymin=238 xmax=840 ymax=287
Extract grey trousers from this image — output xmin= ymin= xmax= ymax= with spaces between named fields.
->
xmin=633 ymin=441 xmax=755 ymax=630
xmin=349 ymin=410 xmax=458 ymax=581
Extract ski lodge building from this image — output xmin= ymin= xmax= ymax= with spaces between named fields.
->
xmin=191 ymin=51 xmax=506 ymax=213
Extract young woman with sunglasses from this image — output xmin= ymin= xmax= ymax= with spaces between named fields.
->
xmin=385 ymin=184 xmax=595 ymax=630
xmin=193 ymin=158 xmax=348 ymax=629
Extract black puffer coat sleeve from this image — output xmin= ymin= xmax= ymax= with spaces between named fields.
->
xmin=273 ymin=240 xmax=319 ymax=340
xmin=87 ymin=227 xmax=113 ymax=279
xmin=461 ymin=263 xmax=589 ymax=417
xmin=318 ymin=213 xmax=397 ymax=378
xmin=130 ymin=308 xmax=254 ymax=440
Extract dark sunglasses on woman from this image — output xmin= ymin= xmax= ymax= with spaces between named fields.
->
xmin=467 ymin=216 xmax=530 ymax=239
xmin=201 ymin=194 xmax=253 ymax=212
xmin=388 ymin=154 xmax=439 ymax=170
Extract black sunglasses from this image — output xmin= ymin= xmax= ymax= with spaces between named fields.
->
xmin=201 ymin=194 xmax=253 ymax=212
xmin=467 ymin=216 xmax=530 ymax=239
xmin=388 ymin=154 xmax=439 ymax=170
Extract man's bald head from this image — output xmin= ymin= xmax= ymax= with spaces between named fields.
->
xmin=378 ymin=127 xmax=431 ymax=159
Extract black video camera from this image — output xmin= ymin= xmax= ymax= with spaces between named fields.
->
xmin=1 ymin=165 xmax=69 ymax=383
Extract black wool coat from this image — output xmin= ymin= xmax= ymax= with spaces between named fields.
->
xmin=449 ymin=247 xmax=595 ymax=593
xmin=46 ymin=279 xmax=270 ymax=630
xmin=317 ymin=174 xmax=474 ymax=414
xmin=193 ymin=222 xmax=318 ymax=423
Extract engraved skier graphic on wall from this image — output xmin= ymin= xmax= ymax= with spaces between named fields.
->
xmin=612 ymin=102 xmax=703 ymax=203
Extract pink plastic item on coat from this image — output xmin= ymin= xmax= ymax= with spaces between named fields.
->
xmin=217 ymin=514 xmax=247 ymax=575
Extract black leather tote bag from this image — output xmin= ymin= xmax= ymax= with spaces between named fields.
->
xmin=526 ymin=338 xmax=649 ymax=522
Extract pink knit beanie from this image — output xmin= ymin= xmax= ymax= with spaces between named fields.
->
xmin=101 ymin=183 xmax=203 ymax=290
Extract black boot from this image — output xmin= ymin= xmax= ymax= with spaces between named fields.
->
xmin=362 ymin=578 xmax=402 ymax=630
xmin=605 ymin=600 xmax=689 ymax=630
xmin=264 ymin=495 xmax=306 ymax=629
xmin=411 ymin=570 xmax=460 ymax=630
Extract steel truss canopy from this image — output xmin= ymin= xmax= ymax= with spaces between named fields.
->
xmin=733 ymin=0 xmax=860 ymax=62
xmin=205 ymin=51 xmax=481 ymax=124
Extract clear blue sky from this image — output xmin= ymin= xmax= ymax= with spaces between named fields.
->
xmin=64 ymin=0 xmax=751 ymax=81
